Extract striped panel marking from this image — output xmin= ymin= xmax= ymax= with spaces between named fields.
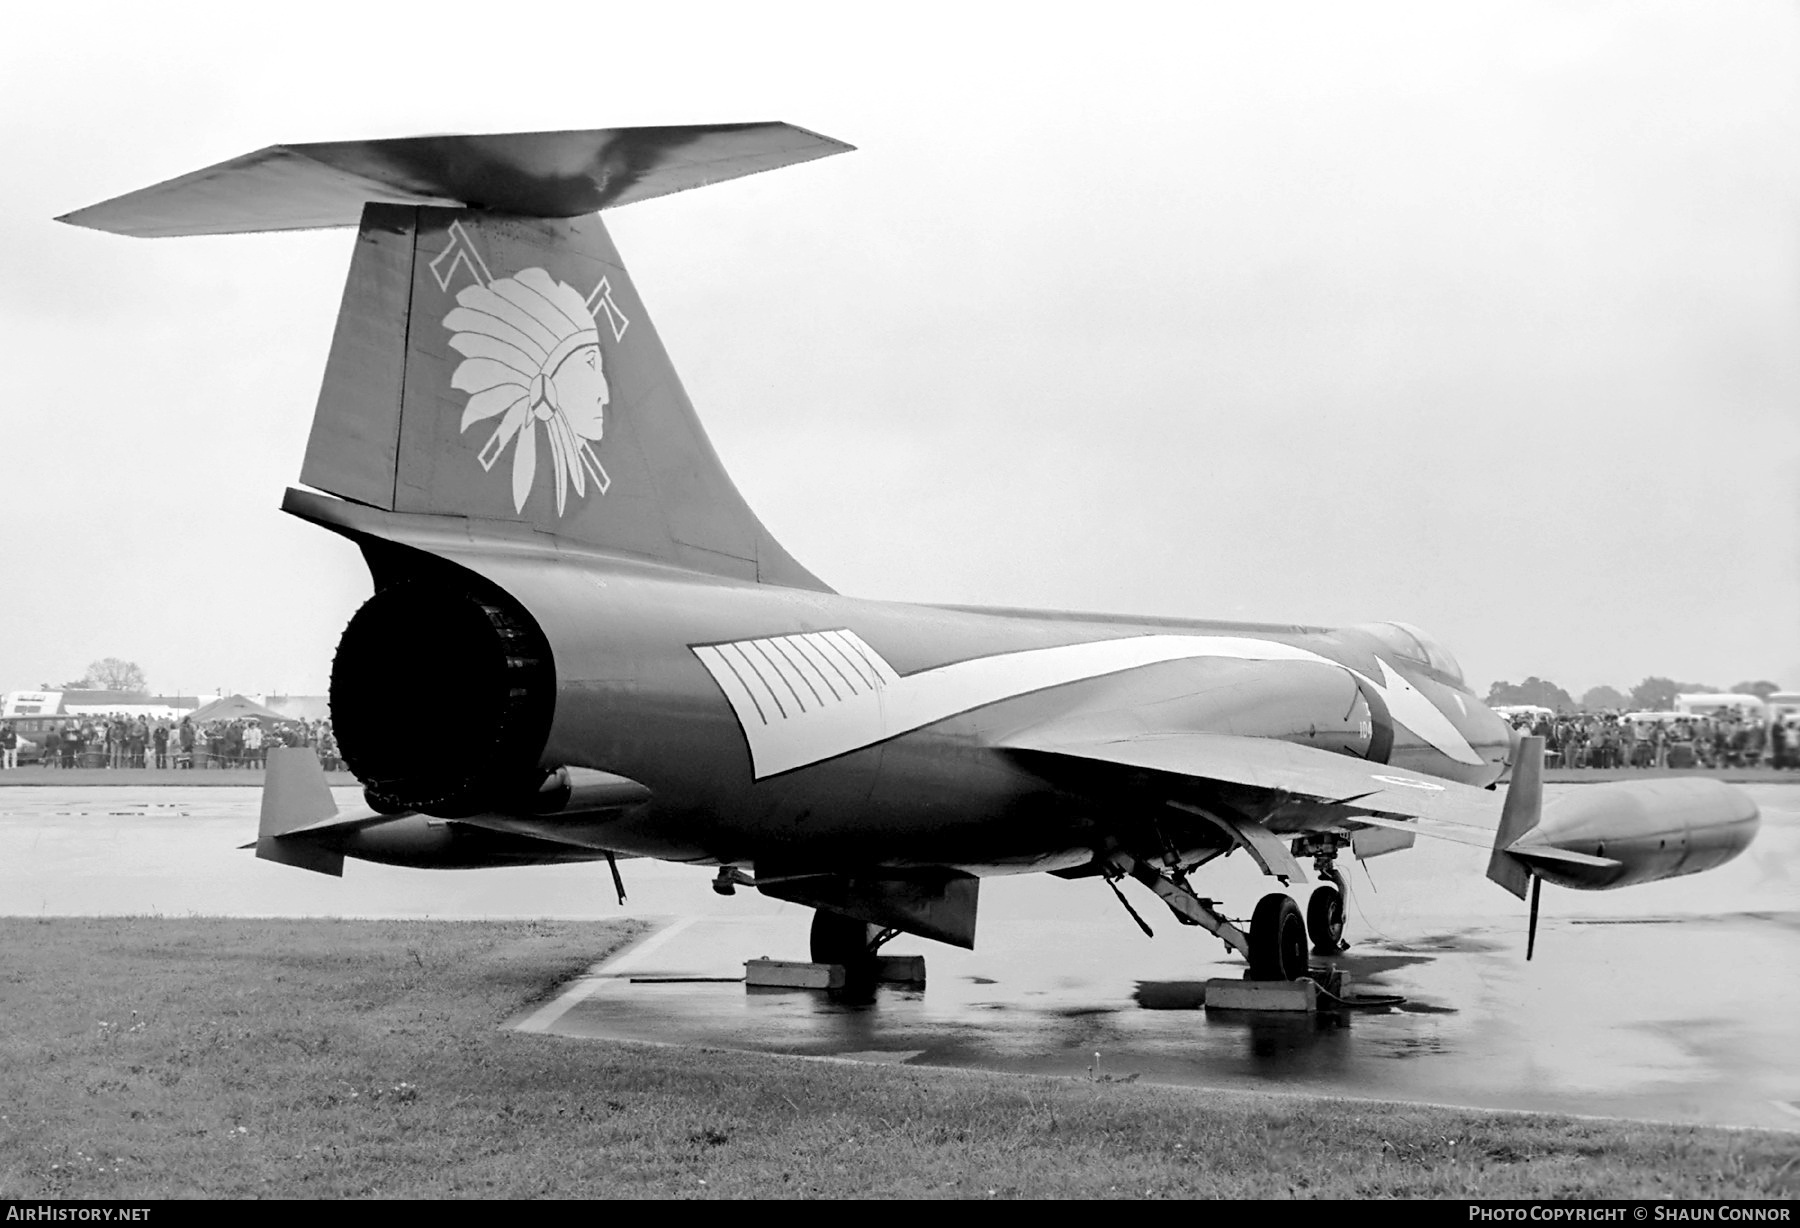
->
xmin=693 ymin=630 xmax=1482 ymax=779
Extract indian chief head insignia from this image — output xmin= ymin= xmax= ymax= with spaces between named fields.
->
xmin=430 ymin=221 xmax=630 ymax=516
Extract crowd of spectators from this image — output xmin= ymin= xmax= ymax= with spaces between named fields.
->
xmin=0 ymin=715 xmax=340 ymax=771
xmin=1508 ymin=710 xmax=1799 ymax=770
xmin=5 ymin=707 xmax=1795 ymax=776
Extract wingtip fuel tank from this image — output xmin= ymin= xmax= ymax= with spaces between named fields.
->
xmin=1489 ymin=738 xmax=1759 ymax=896
xmin=1512 ymin=776 xmax=1760 ymax=891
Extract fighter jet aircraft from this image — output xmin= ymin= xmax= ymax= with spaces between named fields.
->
xmin=59 ymin=125 xmax=1760 ymax=982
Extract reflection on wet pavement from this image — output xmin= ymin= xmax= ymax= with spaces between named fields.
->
xmin=516 ymin=891 xmax=1800 ymax=1130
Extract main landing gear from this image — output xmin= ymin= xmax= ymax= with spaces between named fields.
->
xmin=1108 ymin=852 xmax=1312 ymax=981
xmin=1111 ymin=833 xmax=1354 ymax=981
xmin=1248 ymin=893 xmax=1309 ymax=981
xmin=809 ymin=910 xmax=899 ymax=990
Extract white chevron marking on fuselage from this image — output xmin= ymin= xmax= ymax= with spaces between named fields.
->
xmin=692 ymin=630 xmax=1482 ymax=779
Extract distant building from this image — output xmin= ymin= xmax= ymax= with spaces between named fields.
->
xmin=1674 ymin=693 xmax=1767 ymax=721
xmin=0 ymin=690 xmax=206 ymax=721
xmin=259 ymin=695 xmax=331 ymax=722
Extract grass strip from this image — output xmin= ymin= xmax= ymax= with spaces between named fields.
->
xmin=0 ymin=917 xmax=1792 ymax=1199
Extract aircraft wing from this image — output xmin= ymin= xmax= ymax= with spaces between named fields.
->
xmin=999 ymin=727 xmax=1504 ymax=840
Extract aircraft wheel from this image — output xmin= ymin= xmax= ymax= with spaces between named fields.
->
xmin=1248 ymin=893 xmax=1309 ymax=981
xmin=810 ymin=910 xmax=877 ymax=966
xmin=1307 ymin=882 xmax=1346 ymax=955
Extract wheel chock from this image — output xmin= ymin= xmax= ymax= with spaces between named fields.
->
xmin=875 ymin=954 xmax=926 ymax=985
xmin=743 ymin=955 xmax=926 ymax=990
xmin=745 ymin=959 xmax=845 ymax=989
xmin=1203 ymin=977 xmax=1318 ymax=1012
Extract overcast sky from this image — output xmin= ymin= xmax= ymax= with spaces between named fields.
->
xmin=1 ymin=1 xmax=1795 ymax=700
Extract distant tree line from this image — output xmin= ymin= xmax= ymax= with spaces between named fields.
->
xmin=41 ymin=658 xmax=149 ymax=694
xmin=1485 ymin=677 xmax=1783 ymax=713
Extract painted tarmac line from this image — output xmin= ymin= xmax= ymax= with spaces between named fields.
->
xmin=513 ymin=916 xmax=700 ymax=1034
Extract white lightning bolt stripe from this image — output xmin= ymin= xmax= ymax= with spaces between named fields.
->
xmin=694 ymin=631 xmax=1482 ymax=779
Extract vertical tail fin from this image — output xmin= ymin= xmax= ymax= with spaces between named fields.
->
xmin=57 ymin=125 xmax=850 ymax=589
xmin=303 ymin=204 xmax=827 ymax=587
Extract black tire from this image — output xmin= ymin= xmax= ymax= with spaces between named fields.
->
xmin=1248 ymin=893 xmax=1309 ymax=981
xmin=1307 ymin=882 xmax=1346 ymax=955
xmin=809 ymin=910 xmax=876 ymax=966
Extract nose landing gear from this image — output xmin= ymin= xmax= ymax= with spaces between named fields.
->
xmin=1293 ymin=833 xmax=1351 ymax=955
xmin=1306 ymin=872 xmax=1348 ymax=955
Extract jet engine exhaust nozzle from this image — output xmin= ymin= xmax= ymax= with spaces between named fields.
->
xmin=330 ymin=580 xmax=555 ymax=817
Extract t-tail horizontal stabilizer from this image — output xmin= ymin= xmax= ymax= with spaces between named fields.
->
xmin=56 ymin=124 xmax=855 ymax=237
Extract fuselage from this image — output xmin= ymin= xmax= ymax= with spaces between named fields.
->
xmin=427 ymin=534 xmax=1511 ymax=873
